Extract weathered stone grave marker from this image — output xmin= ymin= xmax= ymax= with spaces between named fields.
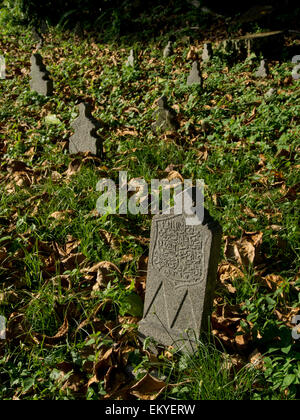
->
xmin=0 ymin=56 xmax=5 ymax=79
xmin=255 ymin=59 xmax=268 ymax=78
xmin=187 ymin=61 xmax=202 ymax=86
xmin=202 ymin=43 xmax=213 ymax=62
xmin=69 ymin=102 xmax=103 ymax=157
xmin=126 ymin=49 xmax=135 ymax=67
xmin=264 ymin=88 xmax=276 ymax=101
xmin=151 ymin=95 xmax=179 ymax=134
xmin=139 ymin=192 xmax=222 ymax=353
xmin=163 ymin=41 xmax=173 ymax=58
xmin=29 ymin=53 xmax=53 ymax=96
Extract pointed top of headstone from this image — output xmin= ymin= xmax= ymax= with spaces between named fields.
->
xmin=187 ymin=61 xmax=202 ymax=86
xmin=29 ymin=53 xmax=53 ymax=96
xmin=69 ymin=102 xmax=103 ymax=157
xmin=202 ymin=43 xmax=213 ymax=62
xmin=126 ymin=49 xmax=135 ymax=67
xmin=255 ymin=59 xmax=268 ymax=78
xmin=163 ymin=41 xmax=173 ymax=58
xmin=151 ymin=96 xmax=179 ymax=134
xmin=157 ymin=95 xmax=168 ymax=108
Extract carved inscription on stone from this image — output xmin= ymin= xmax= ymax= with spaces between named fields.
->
xmin=151 ymin=218 xmax=207 ymax=288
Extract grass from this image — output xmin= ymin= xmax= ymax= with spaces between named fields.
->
xmin=0 ymin=16 xmax=299 ymax=400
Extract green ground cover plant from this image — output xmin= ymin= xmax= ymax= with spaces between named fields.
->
xmin=0 ymin=10 xmax=299 ymax=400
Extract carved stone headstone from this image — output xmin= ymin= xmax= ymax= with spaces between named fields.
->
xmin=29 ymin=53 xmax=53 ymax=96
xmin=255 ymin=59 xmax=268 ymax=78
xmin=187 ymin=61 xmax=202 ymax=86
xmin=139 ymin=203 xmax=222 ymax=353
xmin=126 ymin=49 xmax=135 ymax=67
xmin=163 ymin=41 xmax=173 ymax=58
xmin=69 ymin=103 xmax=102 ymax=157
xmin=202 ymin=43 xmax=213 ymax=62
xmin=151 ymin=95 xmax=179 ymax=134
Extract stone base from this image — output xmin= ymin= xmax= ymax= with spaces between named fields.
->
xmin=138 ymin=320 xmax=200 ymax=354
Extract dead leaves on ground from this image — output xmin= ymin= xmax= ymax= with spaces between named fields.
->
xmin=224 ymin=231 xmax=263 ymax=268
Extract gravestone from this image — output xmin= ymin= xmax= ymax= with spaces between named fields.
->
xmin=202 ymin=43 xmax=213 ymax=62
xmin=0 ymin=56 xmax=5 ymax=79
xmin=151 ymin=95 xmax=179 ymax=134
xmin=264 ymin=88 xmax=276 ymax=102
xmin=187 ymin=61 xmax=202 ymax=86
xmin=163 ymin=41 xmax=173 ymax=58
xmin=69 ymin=103 xmax=103 ymax=157
xmin=126 ymin=49 xmax=135 ymax=67
xmin=255 ymin=59 xmax=268 ymax=78
xmin=29 ymin=53 xmax=53 ymax=96
xmin=138 ymin=194 xmax=222 ymax=353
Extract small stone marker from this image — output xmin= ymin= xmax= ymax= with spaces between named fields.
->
xmin=222 ymin=39 xmax=233 ymax=54
xmin=202 ymin=43 xmax=213 ymax=62
xmin=187 ymin=61 xmax=202 ymax=86
xmin=163 ymin=41 xmax=173 ymax=58
xmin=29 ymin=53 xmax=53 ymax=96
xmin=138 ymin=198 xmax=222 ymax=353
xmin=69 ymin=103 xmax=102 ymax=157
xmin=151 ymin=95 xmax=179 ymax=134
xmin=264 ymin=88 xmax=276 ymax=101
xmin=255 ymin=59 xmax=268 ymax=78
xmin=126 ymin=49 xmax=134 ymax=67
xmin=0 ymin=56 xmax=5 ymax=79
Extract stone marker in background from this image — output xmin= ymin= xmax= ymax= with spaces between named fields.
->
xmin=187 ymin=61 xmax=202 ymax=86
xmin=0 ymin=56 xmax=5 ymax=79
xmin=29 ymin=53 xmax=53 ymax=96
xmin=126 ymin=49 xmax=135 ymax=67
xmin=202 ymin=43 xmax=213 ymax=62
xmin=138 ymin=191 xmax=222 ymax=353
xmin=255 ymin=59 xmax=268 ymax=78
xmin=151 ymin=95 xmax=179 ymax=134
xmin=69 ymin=103 xmax=102 ymax=157
xmin=163 ymin=41 xmax=173 ymax=58
xmin=264 ymin=88 xmax=276 ymax=101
